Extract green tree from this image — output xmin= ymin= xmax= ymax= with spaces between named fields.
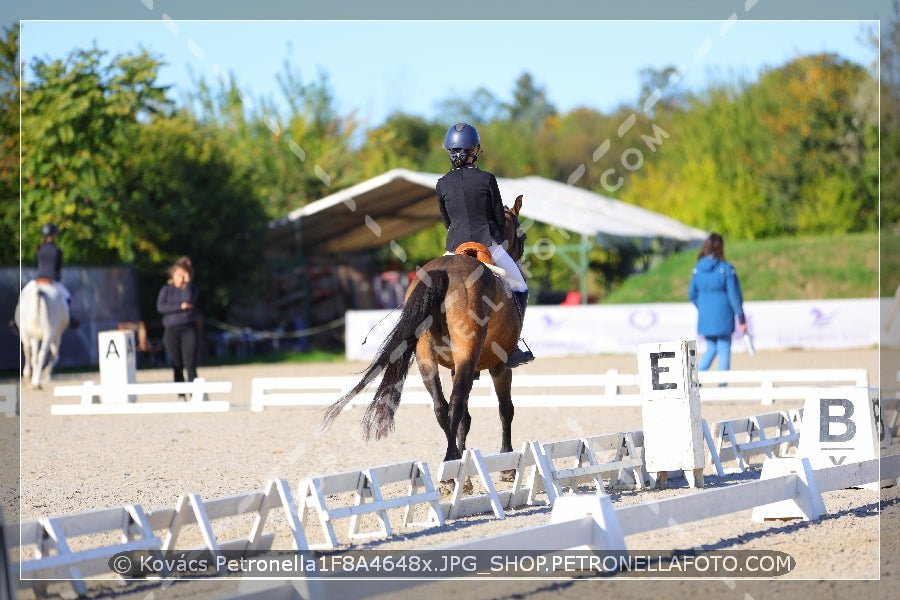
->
xmin=435 ymin=87 xmax=503 ymax=126
xmin=0 ymin=25 xmax=20 ymax=265
xmin=19 ymin=45 xmax=269 ymax=322
xmin=356 ymin=112 xmax=445 ymax=177
xmin=754 ymin=53 xmax=876 ymax=233
xmin=637 ymin=65 xmax=688 ymax=119
xmin=185 ymin=64 xmax=361 ymax=219
xmin=619 ymin=53 xmax=876 ymax=239
xmin=503 ymin=72 xmax=556 ymax=131
xmin=124 ymin=112 xmax=267 ymax=320
xmin=20 ymin=46 xmax=172 ymax=261
xmin=882 ymin=2 xmax=900 ymax=227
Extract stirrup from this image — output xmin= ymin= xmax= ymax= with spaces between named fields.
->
xmin=505 ymin=339 xmax=534 ymax=368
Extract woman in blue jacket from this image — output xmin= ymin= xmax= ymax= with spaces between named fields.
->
xmin=688 ymin=233 xmax=747 ymax=371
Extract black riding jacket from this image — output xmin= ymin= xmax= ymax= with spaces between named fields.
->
xmin=436 ymin=165 xmax=507 ymax=252
xmin=35 ymin=241 xmax=62 ymax=281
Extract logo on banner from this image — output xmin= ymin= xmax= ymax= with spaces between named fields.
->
xmin=809 ymin=307 xmax=838 ymax=328
xmin=628 ymin=310 xmax=657 ymax=331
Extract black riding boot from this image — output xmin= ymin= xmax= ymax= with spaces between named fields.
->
xmin=506 ymin=290 xmax=534 ymax=368
xmin=66 ymin=298 xmax=80 ymax=329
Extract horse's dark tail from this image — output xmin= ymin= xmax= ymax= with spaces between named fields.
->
xmin=320 ymin=269 xmax=449 ymax=440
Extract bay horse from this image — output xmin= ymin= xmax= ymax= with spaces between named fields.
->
xmin=16 ymin=281 xmax=69 ymax=388
xmin=322 ymin=195 xmax=528 ymax=463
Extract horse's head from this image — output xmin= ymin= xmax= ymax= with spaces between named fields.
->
xmin=503 ymin=195 xmax=527 ymax=262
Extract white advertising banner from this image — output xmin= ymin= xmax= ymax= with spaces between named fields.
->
xmin=345 ymin=298 xmax=879 ymax=361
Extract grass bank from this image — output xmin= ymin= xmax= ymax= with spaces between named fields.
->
xmin=604 ymin=232 xmax=879 ymax=304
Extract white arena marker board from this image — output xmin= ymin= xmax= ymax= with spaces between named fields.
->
xmin=798 ymin=386 xmax=880 ymax=490
xmin=637 ymin=340 xmax=705 ymax=488
xmin=98 ymin=330 xmax=137 ymax=403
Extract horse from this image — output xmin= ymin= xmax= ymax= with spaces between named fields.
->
xmin=321 ymin=195 xmax=528 ymax=464
xmin=16 ymin=281 xmax=69 ymax=388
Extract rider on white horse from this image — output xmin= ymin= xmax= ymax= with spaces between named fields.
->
xmin=21 ymin=223 xmax=78 ymax=328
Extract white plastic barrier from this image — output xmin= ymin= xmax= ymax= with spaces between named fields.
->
xmin=436 ymin=445 xmax=536 ymax=520
xmin=51 ymin=378 xmax=232 ymax=415
xmin=250 ymin=368 xmax=868 ymax=411
xmin=297 ymin=461 xmax=444 ymax=549
xmin=148 ymin=479 xmax=308 ymax=559
xmin=14 ymin=505 xmax=160 ymax=597
xmin=698 ymin=368 xmax=868 ymax=405
xmin=0 ymin=384 xmax=16 ymax=418
xmin=530 ymin=432 xmax=648 ymax=503
xmin=250 ymin=371 xmax=641 ymax=411
xmin=708 ymin=409 xmax=802 ymax=472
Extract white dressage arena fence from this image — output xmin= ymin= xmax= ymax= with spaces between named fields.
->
xmin=7 ymin=440 xmax=896 ymax=597
xmin=148 ymin=479 xmax=309 ymax=559
xmin=320 ymin=453 xmax=897 ymax=600
xmin=7 ymin=342 xmax=886 ymax=597
xmin=249 ymin=367 xmax=869 ymax=411
xmin=51 ymin=378 xmax=232 ymax=415
xmin=0 ymin=384 xmax=16 ymax=418
xmin=435 ymin=445 xmax=535 ymax=520
xmin=698 ymin=368 xmax=868 ymax=404
xmin=707 ymin=409 xmax=802 ymax=473
xmin=297 ymin=460 xmax=444 ymax=550
xmin=49 ymin=329 xmax=231 ymax=415
xmin=12 ymin=504 xmax=160 ymax=597
xmin=250 ymin=371 xmax=641 ymax=411
xmin=529 ymin=432 xmax=648 ymax=504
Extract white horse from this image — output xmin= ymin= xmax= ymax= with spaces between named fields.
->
xmin=16 ymin=282 xmax=69 ymax=388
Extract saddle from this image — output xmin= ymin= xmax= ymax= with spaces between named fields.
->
xmin=454 ymin=242 xmax=494 ymax=266
xmin=35 ymin=278 xmax=53 ymax=285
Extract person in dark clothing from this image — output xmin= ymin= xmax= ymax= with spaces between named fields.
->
xmin=157 ymin=256 xmax=200 ymax=393
xmin=688 ymin=233 xmax=747 ymax=371
xmin=436 ymin=122 xmax=533 ymax=368
xmin=19 ymin=223 xmax=79 ymax=329
xmin=35 ymin=223 xmax=63 ymax=282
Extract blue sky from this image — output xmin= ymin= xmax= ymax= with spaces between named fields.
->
xmin=20 ymin=20 xmax=877 ymax=127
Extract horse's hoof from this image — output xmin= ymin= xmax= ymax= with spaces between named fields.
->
xmin=438 ymin=480 xmax=456 ymax=500
xmin=500 ymin=469 xmax=516 ymax=483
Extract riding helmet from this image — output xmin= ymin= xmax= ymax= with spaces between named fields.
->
xmin=41 ymin=223 xmax=59 ymax=237
xmin=443 ymin=123 xmax=481 ymax=168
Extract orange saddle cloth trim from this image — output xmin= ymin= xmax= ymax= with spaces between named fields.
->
xmin=454 ymin=242 xmax=494 ymax=266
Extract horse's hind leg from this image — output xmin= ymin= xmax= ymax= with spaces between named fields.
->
xmin=30 ymin=339 xmax=44 ymax=388
xmin=489 ymin=362 xmax=516 ymax=481
xmin=458 ymin=408 xmax=471 ymax=454
xmin=444 ymin=359 xmax=478 ymax=462
xmin=41 ymin=335 xmax=63 ymax=383
xmin=416 ymin=343 xmax=450 ymax=437
xmin=22 ymin=338 xmax=32 ymax=386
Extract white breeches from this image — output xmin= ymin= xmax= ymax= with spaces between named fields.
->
xmin=488 ymin=244 xmax=527 ymax=292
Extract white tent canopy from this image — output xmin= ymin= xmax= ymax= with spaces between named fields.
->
xmin=264 ymin=168 xmax=707 ymax=260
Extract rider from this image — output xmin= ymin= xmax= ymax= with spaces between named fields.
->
xmin=26 ymin=223 xmax=78 ymax=328
xmin=436 ymin=122 xmax=534 ymax=368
